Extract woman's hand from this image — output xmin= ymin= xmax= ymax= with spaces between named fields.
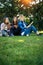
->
xmin=14 ymin=25 xmax=18 ymax=29
xmin=26 ymin=21 xmax=33 ymax=28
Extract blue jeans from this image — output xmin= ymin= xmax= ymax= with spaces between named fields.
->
xmin=1 ymin=30 xmax=8 ymax=36
xmin=21 ymin=25 xmax=37 ymax=35
xmin=1 ymin=30 xmax=13 ymax=36
xmin=7 ymin=30 xmax=14 ymax=36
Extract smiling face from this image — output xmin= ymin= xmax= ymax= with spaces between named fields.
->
xmin=13 ymin=17 xmax=18 ymax=25
xmin=18 ymin=15 xmax=25 ymax=21
xmin=13 ymin=17 xmax=17 ymax=22
xmin=4 ymin=17 xmax=10 ymax=24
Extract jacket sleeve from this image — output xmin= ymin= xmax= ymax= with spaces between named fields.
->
xmin=18 ymin=22 xmax=25 ymax=30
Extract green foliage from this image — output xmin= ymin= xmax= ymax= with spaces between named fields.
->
xmin=25 ymin=17 xmax=30 ymax=24
xmin=0 ymin=0 xmax=43 ymax=30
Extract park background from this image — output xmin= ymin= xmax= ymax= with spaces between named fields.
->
xmin=0 ymin=0 xmax=43 ymax=30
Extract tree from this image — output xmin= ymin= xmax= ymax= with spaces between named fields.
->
xmin=0 ymin=0 xmax=43 ymax=30
xmin=0 ymin=0 xmax=13 ymax=20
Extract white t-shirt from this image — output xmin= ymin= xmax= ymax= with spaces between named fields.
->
xmin=1 ymin=23 xmax=7 ymax=30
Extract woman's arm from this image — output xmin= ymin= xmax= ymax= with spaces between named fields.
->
xmin=26 ymin=21 xmax=33 ymax=28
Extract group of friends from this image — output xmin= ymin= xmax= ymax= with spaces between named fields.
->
xmin=0 ymin=14 xmax=39 ymax=36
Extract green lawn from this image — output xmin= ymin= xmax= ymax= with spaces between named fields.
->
xmin=0 ymin=36 xmax=43 ymax=65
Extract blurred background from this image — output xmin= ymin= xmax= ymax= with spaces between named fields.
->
xmin=0 ymin=0 xmax=43 ymax=30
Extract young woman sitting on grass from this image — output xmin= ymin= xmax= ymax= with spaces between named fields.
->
xmin=1 ymin=17 xmax=14 ymax=36
xmin=10 ymin=16 xmax=21 ymax=36
xmin=18 ymin=14 xmax=39 ymax=36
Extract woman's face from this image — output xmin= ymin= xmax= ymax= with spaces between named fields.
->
xmin=4 ymin=18 xmax=10 ymax=24
xmin=19 ymin=15 xmax=25 ymax=21
xmin=13 ymin=17 xmax=17 ymax=24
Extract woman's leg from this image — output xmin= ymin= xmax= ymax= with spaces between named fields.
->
xmin=30 ymin=25 xmax=39 ymax=35
xmin=1 ymin=30 xmax=8 ymax=36
xmin=26 ymin=25 xmax=39 ymax=35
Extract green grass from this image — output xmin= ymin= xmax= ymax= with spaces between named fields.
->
xmin=0 ymin=36 xmax=43 ymax=65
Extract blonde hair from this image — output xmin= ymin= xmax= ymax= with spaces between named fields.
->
xmin=18 ymin=14 xmax=25 ymax=21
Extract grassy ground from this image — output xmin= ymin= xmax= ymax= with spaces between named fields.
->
xmin=0 ymin=36 xmax=43 ymax=65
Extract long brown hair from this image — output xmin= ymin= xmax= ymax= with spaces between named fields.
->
xmin=12 ymin=16 xmax=18 ymax=25
xmin=3 ymin=17 xmax=9 ymax=24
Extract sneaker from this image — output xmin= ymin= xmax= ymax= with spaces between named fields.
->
xmin=26 ymin=34 xmax=29 ymax=36
xmin=36 ymin=31 xmax=39 ymax=35
xmin=21 ymin=32 xmax=25 ymax=36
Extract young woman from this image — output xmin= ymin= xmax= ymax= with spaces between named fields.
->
xmin=1 ymin=17 xmax=12 ymax=36
xmin=18 ymin=15 xmax=39 ymax=36
xmin=10 ymin=16 xmax=21 ymax=36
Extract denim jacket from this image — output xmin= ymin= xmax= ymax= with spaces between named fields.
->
xmin=18 ymin=21 xmax=27 ymax=32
